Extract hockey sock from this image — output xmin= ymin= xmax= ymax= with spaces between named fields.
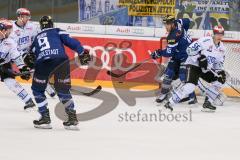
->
xmin=58 ymin=92 xmax=75 ymax=111
xmin=46 ymin=83 xmax=56 ymax=96
xmin=160 ymin=76 xmax=172 ymax=94
xmin=4 ymin=78 xmax=31 ymax=104
xmin=32 ymin=89 xmax=48 ymax=114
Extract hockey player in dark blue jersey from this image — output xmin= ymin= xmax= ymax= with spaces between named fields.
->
xmin=31 ymin=16 xmax=91 ymax=130
xmin=151 ymin=15 xmax=197 ymax=104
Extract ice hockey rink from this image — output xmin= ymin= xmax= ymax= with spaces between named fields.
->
xmin=0 ymin=83 xmax=240 ymax=160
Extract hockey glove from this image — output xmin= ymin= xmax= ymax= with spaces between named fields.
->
xmin=19 ymin=66 xmax=31 ymax=80
xmin=151 ymin=49 xmax=161 ymax=59
xmin=79 ymin=49 xmax=91 ymax=65
xmin=0 ymin=65 xmax=16 ymax=77
xmin=198 ymin=54 xmax=208 ymax=70
xmin=24 ymin=52 xmax=36 ymax=69
xmin=0 ymin=58 xmax=5 ymax=64
xmin=217 ymin=70 xmax=226 ymax=84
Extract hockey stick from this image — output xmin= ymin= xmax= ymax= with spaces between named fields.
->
xmin=5 ymin=69 xmax=34 ymax=76
xmin=205 ymin=68 xmax=240 ymax=96
xmin=224 ymin=72 xmax=240 ymax=95
xmin=70 ymin=85 xmax=102 ymax=96
xmin=226 ymin=82 xmax=240 ymax=95
xmin=107 ymin=58 xmax=152 ymax=78
xmin=48 ymin=81 xmax=102 ymax=97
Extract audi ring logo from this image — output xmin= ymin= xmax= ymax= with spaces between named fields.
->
xmin=75 ymin=45 xmax=137 ymax=71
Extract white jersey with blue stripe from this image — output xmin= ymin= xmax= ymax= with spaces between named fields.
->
xmin=9 ymin=21 xmax=39 ymax=57
xmin=0 ymin=37 xmax=25 ymax=68
xmin=186 ymin=36 xmax=226 ymax=71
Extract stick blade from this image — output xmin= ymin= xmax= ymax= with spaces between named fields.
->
xmin=71 ymin=85 xmax=102 ymax=96
xmin=83 ymin=85 xmax=102 ymax=96
xmin=106 ymin=70 xmax=123 ymax=78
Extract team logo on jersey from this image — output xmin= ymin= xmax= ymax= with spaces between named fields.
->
xmin=207 ymin=56 xmax=216 ymax=64
xmin=18 ymin=36 xmax=30 ymax=45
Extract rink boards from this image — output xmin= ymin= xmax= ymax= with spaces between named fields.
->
xmin=17 ymin=23 xmax=240 ymax=97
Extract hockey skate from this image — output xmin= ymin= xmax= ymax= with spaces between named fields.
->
xmin=156 ymin=94 xmax=168 ymax=103
xmin=179 ymin=94 xmax=198 ymax=105
xmin=164 ymin=101 xmax=173 ymax=112
xmin=63 ymin=109 xmax=79 ymax=131
xmin=188 ymin=94 xmax=198 ymax=105
xmin=24 ymin=99 xmax=36 ymax=112
xmin=33 ymin=109 xmax=52 ymax=129
xmin=201 ymin=97 xmax=216 ymax=112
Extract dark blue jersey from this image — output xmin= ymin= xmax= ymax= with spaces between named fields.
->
xmin=31 ymin=28 xmax=84 ymax=63
xmin=157 ymin=18 xmax=192 ymax=60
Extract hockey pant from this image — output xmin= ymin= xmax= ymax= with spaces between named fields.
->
xmin=31 ymin=59 xmax=74 ymax=114
xmin=169 ymin=65 xmax=220 ymax=105
xmin=0 ymin=63 xmax=32 ymax=104
xmin=158 ymin=58 xmax=195 ymax=99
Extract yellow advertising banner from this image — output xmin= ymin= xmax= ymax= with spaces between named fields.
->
xmin=118 ymin=0 xmax=175 ymax=16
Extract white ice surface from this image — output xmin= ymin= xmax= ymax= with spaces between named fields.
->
xmin=0 ymin=83 xmax=240 ymax=160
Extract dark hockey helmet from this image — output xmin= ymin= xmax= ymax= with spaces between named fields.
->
xmin=39 ymin=16 xmax=53 ymax=29
xmin=163 ymin=15 xmax=175 ymax=24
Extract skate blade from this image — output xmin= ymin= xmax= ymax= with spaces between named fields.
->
xmin=161 ymin=106 xmax=173 ymax=112
xmin=34 ymin=124 xmax=52 ymax=129
xmin=64 ymin=125 xmax=79 ymax=131
xmin=201 ymin=108 xmax=216 ymax=113
xmin=24 ymin=107 xmax=37 ymax=113
xmin=155 ymin=99 xmax=167 ymax=106
xmin=187 ymin=103 xmax=199 ymax=108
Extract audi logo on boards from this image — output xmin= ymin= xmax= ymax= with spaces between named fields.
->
xmin=81 ymin=26 xmax=95 ymax=32
xmin=132 ymin=28 xmax=144 ymax=35
xmin=75 ymin=45 xmax=137 ymax=71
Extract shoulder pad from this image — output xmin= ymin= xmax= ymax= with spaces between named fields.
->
xmin=58 ymin=28 xmax=68 ymax=35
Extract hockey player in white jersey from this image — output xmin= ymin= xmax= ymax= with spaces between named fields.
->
xmin=164 ymin=25 xmax=226 ymax=112
xmin=10 ymin=8 xmax=38 ymax=58
xmin=0 ymin=19 xmax=35 ymax=110
xmin=10 ymin=8 xmax=56 ymax=97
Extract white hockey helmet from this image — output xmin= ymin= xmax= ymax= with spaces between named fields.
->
xmin=213 ymin=25 xmax=224 ymax=35
xmin=16 ymin=8 xmax=31 ymax=16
